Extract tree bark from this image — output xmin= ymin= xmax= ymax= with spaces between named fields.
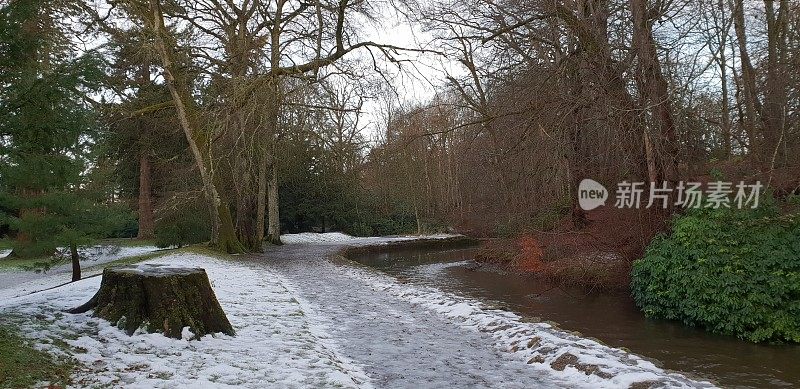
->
xmin=137 ymin=150 xmax=155 ymax=239
xmin=631 ymin=0 xmax=679 ymax=185
xmin=233 ymin=148 xmax=259 ymax=251
xmin=255 ymin=150 xmax=267 ymax=247
xmin=732 ymin=0 xmax=761 ymax=158
xmin=70 ymin=242 xmax=81 ymax=282
xmin=716 ymin=0 xmax=732 ymax=158
xmin=266 ymin=155 xmax=282 ymax=245
xmin=263 ymin=2 xmax=285 ymax=246
xmin=67 ymin=265 xmax=234 ymax=339
xmin=720 ymin=47 xmax=732 ymax=159
xmin=762 ymin=0 xmax=788 ymax=167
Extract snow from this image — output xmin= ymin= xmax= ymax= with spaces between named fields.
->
xmin=0 ymin=253 xmax=372 ymax=388
xmin=281 ymin=232 xmax=356 ymax=243
xmin=0 ymin=245 xmax=163 ymax=298
xmin=63 ymin=245 xmax=164 ymax=269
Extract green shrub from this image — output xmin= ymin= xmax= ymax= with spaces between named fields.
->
xmin=370 ymin=212 xmax=417 ymax=236
xmin=631 ymin=203 xmax=800 ymax=343
xmin=348 ymin=221 xmax=374 ymax=237
xmin=154 ymin=204 xmax=210 ymax=248
xmin=788 ymin=194 xmax=800 ymax=207
xmin=98 ymin=204 xmax=138 ymax=239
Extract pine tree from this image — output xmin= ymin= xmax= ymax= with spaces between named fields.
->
xmin=0 ymin=0 xmax=106 ymax=280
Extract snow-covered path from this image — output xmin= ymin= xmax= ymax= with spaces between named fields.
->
xmin=255 ymin=241 xmax=715 ymax=388
xmin=258 ymin=244 xmax=559 ymax=388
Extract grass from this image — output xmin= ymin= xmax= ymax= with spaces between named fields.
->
xmin=0 ymin=325 xmax=73 ymax=388
xmin=0 ymin=256 xmax=67 ymax=272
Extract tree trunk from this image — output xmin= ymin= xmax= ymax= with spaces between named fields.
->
xmin=149 ymin=0 xmax=243 ymax=252
xmin=732 ymin=0 xmax=761 ymax=158
xmin=217 ymin=201 xmax=246 ymax=253
xmin=717 ymin=0 xmax=732 ymax=159
xmin=414 ymin=203 xmax=422 ymax=235
xmin=762 ymin=0 xmax=788 ymax=167
xmin=720 ymin=47 xmax=732 ymax=159
xmin=263 ymin=5 xmax=284 ymax=246
xmin=643 ymin=130 xmax=658 ymax=183
xmin=70 ymin=242 xmax=81 ymax=282
xmin=558 ymin=1 xmax=643 ymax=180
xmin=255 ymin=150 xmax=267 ymax=247
xmin=67 ymin=264 xmax=234 ymax=339
xmin=231 ymin=106 xmax=262 ymax=252
xmin=266 ymin=156 xmax=282 ymax=245
xmin=137 ymin=151 xmax=155 ymax=239
xmin=233 ymin=151 xmax=259 ymax=251
xmin=631 ymin=0 xmax=679 ymax=185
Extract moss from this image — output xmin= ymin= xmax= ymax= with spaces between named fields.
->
xmin=76 ymin=266 xmax=234 ymax=339
xmin=214 ymin=203 xmax=247 ymax=254
xmin=0 ymin=325 xmax=74 ymax=388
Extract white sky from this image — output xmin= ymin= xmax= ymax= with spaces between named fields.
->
xmin=354 ymin=5 xmax=448 ymax=143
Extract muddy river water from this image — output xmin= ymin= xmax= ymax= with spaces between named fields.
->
xmin=349 ymin=247 xmax=800 ymax=388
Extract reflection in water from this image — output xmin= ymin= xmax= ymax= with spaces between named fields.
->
xmin=350 ymin=247 xmax=800 ymax=388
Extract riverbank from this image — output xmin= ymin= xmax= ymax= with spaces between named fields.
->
xmin=473 ymin=207 xmax=667 ymax=290
xmin=338 ymin=235 xmax=479 ymax=258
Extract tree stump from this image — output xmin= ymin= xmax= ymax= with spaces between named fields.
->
xmin=67 ymin=264 xmax=234 ymax=339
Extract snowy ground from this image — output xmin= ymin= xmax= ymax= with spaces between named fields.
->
xmin=0 ymin=245 xmax=163 ymax=299
xmin=0 ymin=253 xmax=371 ymax=388
xmin=0 ymin=235 xmax=717 ymax=388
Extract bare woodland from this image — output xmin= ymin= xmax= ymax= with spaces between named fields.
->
xmin=368 ymin=0 xmax=798 ymax=238
xmin=54 ymin=0 xmax=799 ymax=252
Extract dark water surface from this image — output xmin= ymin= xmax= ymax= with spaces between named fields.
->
xmin=349 ymin=247 xmax=800 ymax=388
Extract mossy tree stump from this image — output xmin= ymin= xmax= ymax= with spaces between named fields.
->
xmin=68 ymin=264 xmax=234 ymax=339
